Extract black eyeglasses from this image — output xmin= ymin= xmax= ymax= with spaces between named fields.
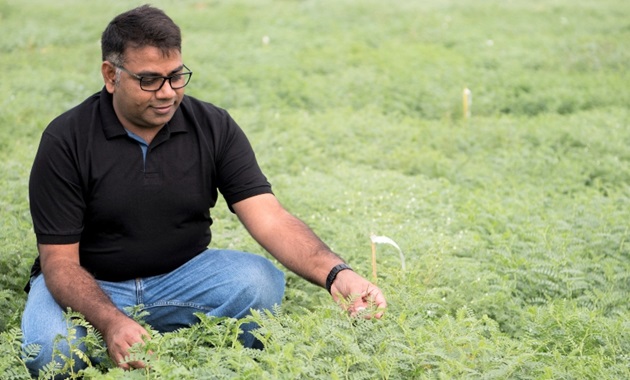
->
xmin=116 ymin=64 xmax=193 ymax=92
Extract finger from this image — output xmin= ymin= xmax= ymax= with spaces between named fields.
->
xmin=114 ymin=353 xmax=130 ymax=370
xmin=354 ymin=286 xmax=387 ymax=319
xmin=348 ymin=293 xmax=369 ymax=317
xmin=127 ymin=359 xmax=147 ymax=369
xmin=366 ymin=287 xmax=387 ymax=312
xmin=116 ymin=353 xmax=147 ymax=370
xmin=110 ymin=343 xmax=143 ymax=370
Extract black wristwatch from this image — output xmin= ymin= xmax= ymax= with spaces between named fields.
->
xmin=325 ymin=263 xmax=353 ymax=294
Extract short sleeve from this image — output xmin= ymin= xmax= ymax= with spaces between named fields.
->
xmin=215 ymin=114 xmax=272 ymax=210
xmin=29 ymin=131 xmax=85 ymax=244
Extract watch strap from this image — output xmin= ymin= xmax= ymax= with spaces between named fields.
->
xmin=325 ymin=263 xmax=353 ymax=294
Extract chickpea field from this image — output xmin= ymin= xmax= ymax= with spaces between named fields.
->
xmin=1 ymin=0 xmax=629 ymax=378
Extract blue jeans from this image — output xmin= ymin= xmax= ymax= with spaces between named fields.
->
xmin=21 ymin=249 xmax=285 ymax=377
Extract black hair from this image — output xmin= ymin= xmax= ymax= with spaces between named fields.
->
xmin=101 ymin=4 xmax=181 ymax=64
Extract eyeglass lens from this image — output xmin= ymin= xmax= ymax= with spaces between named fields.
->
xmin=141 ymin=72 xmax=191 ymax=91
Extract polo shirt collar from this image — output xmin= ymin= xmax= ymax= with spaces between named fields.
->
xmin=99 ymin=87 xmax=188 ymax=140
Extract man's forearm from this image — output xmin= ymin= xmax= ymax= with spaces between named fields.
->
xmin=233 ymin=194 xmax=345 ymax=287
xmin=43 ymin=261 xmax=130 ymax=334
xmin=38 ymin=243 xmax=124 ymax=326
xmin=263 ymin=215 xmax=345 ymax=286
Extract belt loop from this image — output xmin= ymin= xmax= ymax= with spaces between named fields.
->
xmin=135 ymin=278 xmax=144 ymax=304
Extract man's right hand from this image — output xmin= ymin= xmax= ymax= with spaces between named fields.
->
xmin=102 ymin=315 xmax=151 ymax=370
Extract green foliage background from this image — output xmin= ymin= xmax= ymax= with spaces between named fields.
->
xmin=1 ymin=0 xmax=629 ymax=378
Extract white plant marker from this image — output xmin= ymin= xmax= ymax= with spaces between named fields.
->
xmin=370 ymin=234 xmax=406 ymax=282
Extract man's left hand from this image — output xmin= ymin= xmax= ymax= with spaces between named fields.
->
xmin=330 ymin=270 xmax=387 ymax=319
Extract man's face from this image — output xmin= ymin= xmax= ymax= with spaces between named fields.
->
xmin=103 ymin=45 xmax=186 ymax=133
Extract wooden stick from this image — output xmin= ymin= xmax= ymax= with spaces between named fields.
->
xmin=463 ymin=87 xmax=472 ymax=119
xmin=371 ymin=240 xmax=378 ymax=283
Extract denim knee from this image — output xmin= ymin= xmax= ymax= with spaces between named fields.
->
xmin=22 ymin=323 xmax=90 ymax=379
xmin=236 ymin=256 xmax=286 ymax=311
xmin=226 ymin=256 xmax=285 ymax=348
xmin=21 ymin=275 xmax=91 ymax=378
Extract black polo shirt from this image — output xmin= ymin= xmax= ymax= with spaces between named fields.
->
xmin=28 ymin=88 xmax=272 ymax=282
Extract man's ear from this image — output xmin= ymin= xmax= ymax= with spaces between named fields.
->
xmin=101 ymin=61 xmax=117 ymax=93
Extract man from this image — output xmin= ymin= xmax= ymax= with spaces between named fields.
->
xmin=21 ymin=4 xmax=386 ymax=376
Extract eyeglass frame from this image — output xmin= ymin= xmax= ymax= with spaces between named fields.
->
xmin=114 ymin=63 xmax=193 ymax=92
